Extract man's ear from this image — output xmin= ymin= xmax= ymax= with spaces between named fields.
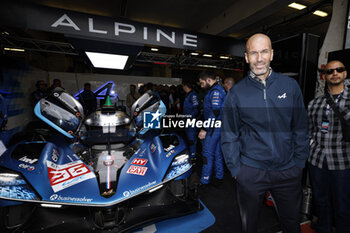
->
xmin=270 ymin=49 xmax=274 ymax=61
xmin=244 ymin=52 xmax=249 ymax=64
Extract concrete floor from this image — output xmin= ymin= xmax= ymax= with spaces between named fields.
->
xmin=196 ymin=167 xmax=282 ymax=233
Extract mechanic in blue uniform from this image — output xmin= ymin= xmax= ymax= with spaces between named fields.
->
xmin=198 ymin=71 xmax=226 ymax=185
xmin=182 ymin=81 xmax=199 ymax=158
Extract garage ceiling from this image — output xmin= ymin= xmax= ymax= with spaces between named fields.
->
xmin=0 ymin=0 xmax=333 ymax=75
xmin=23 ymin=0 xmax=331 ymax=40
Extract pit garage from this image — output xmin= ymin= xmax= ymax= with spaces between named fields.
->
xmin=0 ymin=0 xmax=349 ymax=232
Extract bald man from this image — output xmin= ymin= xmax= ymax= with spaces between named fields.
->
xmin=308 ymin=60 xmax=350 ymax=233
xmin=221 ymin=33 xmax=309 ymax=233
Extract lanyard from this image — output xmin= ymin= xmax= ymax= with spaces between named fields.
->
xmin=324 ymin=90 xmax=344 ymax=119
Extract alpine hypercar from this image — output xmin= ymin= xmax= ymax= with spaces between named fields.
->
xmin=0 ymin=89 xmax=200 ymax=232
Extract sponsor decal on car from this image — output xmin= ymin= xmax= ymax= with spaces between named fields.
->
xmin=65 ymin=153 xmax=81 ymax=162
xmin=127 ymin=165 xmax=148 ymax=176
xmin=19 ymin=156 xmax=38 ymax=164
xmin=131 ymin=158 xmax=148 ymax=166
xmin=134 ymin=148 xmax=146 ymax=157
xmin=150 ymin=143 xmax=156 ymax=153
xmin=164 ymin=145 xmax=175 ymax=152
xmin=47 ymin=160 xmax=95 ymax=193
xmin=51 ymin=149 xmax=59 ymax=162
xmin=49 ymin=194 xmax=93 ymax=202
xmin=19 ymin=163 xmax=35 ymax=171
xmin=122 ymin=180 xmax=157 ymax=197
xmin=72 ymin=153 xmax=80 ymax=160
xmin=66 ymin=154 xmax=75 ymax=162
xmin=166 ymin=149 xmax=175 ymax=158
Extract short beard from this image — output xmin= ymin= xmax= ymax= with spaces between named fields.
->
xmin=203 ymin=83 xmax=211 ymax=91
xmin=327 ymin=80 xmax=343 ymax=86
xmin=201 ymin=82 xmax=211 ymax=90
xmin=250 ymin=65 xmax=269 ymax=77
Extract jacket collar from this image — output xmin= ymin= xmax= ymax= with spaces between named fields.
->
xmin=248 ymin=68 xmax=276 ymax=88
xmin=209 ymin=83 xmax=220 ymax=91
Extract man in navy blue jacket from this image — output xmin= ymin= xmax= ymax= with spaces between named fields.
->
xmin=221 ymin=33 xmax=309 ymax=233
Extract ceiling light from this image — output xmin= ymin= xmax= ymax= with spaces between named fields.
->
xmin=313 ymin=10 xmax=328 ymax=17
xmin=4 ymin=47 xmax=25 ymax=52
xmin=151 ymin=48 xmax=159 ymax=51
xmin=288 ymin=2 xmax=307 ymax=10
xmin=198 ymin=64 xmax=217 ymax=68
xmin=203 ymin=54 xmax=213 ymax=57
xmin=190 ymin=52 xmax=199 ymax=56
xmin=85 ymin=51 xmax=129 ymax=70
xmin=220 ymin=56 xmax=230 ymax=59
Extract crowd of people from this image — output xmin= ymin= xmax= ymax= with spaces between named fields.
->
xmin=27 ymin=33 xmax=350 ymax=233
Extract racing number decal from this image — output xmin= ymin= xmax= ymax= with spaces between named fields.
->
xmin=47 ymin=161 xmax=95 ymax=193
xmin=50 ymin=164 xmax=89 ymax=184
xmin=68 ymin=164 xmax=89 ymax=177
xmin=50 ymin=169 xmax=70 ymax=184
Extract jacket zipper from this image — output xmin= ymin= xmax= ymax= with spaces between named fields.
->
xmin=262 ymin=80 xmax=275 ymax=162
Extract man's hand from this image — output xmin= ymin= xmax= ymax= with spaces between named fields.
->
xmin=198 ymin=129 xmax=207 ymax=140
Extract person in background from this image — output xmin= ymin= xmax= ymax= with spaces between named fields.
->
xmin=215 ymin=74 xmax=223 ymax=85
xmin=158 ymin=85 xmax=169 ymax=111
xmin=78 ymin=83 xmax=97 ymax=116
xmin=143 ymin=83 xmax=154 ymax=94
xmin=176 ymin=85 xmax=185 ymax=113
xmin=31 ymin=80 xmax=48 ymax=106
xmin=168 ymin=85 xmax=176 ymax=114
xmin=198 ymin=71 xmax=226 ymax=185
xmin=221 ymin=33 xmax=309 ymax=233
xmin=182 ymin=81 xmax=199 ymax=158
xmin=223 ymin=77 xmax=235 ymax=92
xmin=47 ymin=79 xmax=64 ymax=93
xmin=126 ymin=84 xmax=141 ymax=112
xmin=308 ymin=60 xmax=350 ymax=233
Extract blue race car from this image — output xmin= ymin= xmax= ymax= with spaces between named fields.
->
xmin=0 ymin=89 xmax=200 ymax=232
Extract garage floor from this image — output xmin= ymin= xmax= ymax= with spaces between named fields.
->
xmin=196 ymin=167 xmax=282 ymax=233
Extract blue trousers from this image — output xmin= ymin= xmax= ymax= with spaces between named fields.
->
xmin=200 ymin=129 xmax=223 ymax=184
xmin=236 ymin=164 xmax=302 ymax=233
xmin=185 ymin=127 xmax=197 ymax=158
xmin=309 ymin=161 xmax=350 ymax=233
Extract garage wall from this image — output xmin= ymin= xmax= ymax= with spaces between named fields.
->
xmin=0 ymin=67 xmax=48 ymax=144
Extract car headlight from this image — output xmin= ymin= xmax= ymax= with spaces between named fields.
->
xmin=0 ymin=168 xmax=40 ymax=201
xmin=163 ymin=151 xmax=191 ymax=181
